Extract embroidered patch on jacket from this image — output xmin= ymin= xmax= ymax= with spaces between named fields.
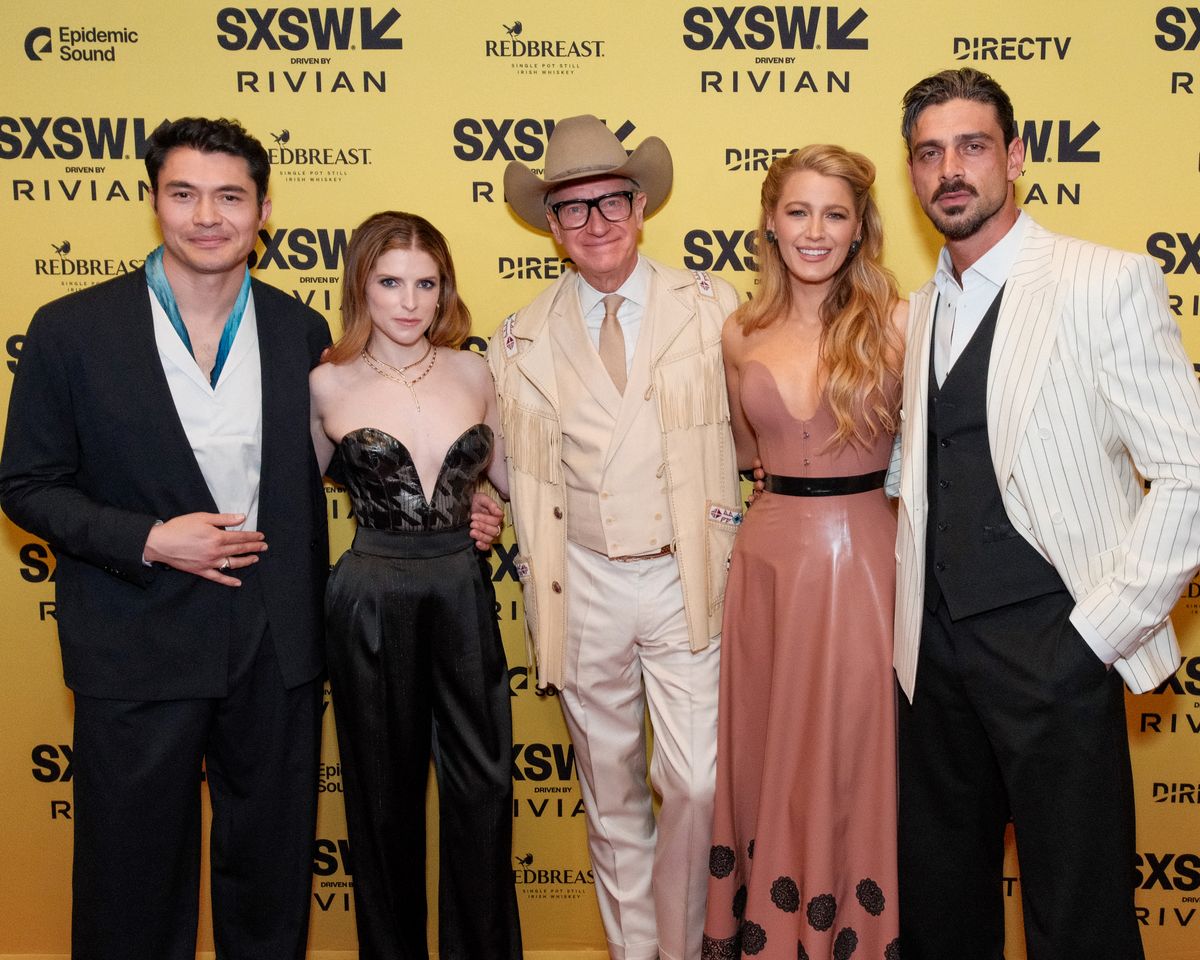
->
xmin=502 ymin=314 xmax=518 ymax=356
xmin=515 ymin=560 xmax=531 ymax=580
xmin=707 ymin=504 xmax=743 ymax=526
xmin=691 ymin=269 xmax=716 ymax=299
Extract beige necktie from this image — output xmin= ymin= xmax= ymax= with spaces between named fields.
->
xmin=598 ymin=293 xmax=627 ymax=394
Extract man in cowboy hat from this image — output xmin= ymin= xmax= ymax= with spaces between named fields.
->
xmin=488 ymin=115 xmax=741 ymax=960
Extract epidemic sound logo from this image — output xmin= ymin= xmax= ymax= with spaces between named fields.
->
xmin=24 ymin=24 xmax=139 ymax=63
xmin=682 ymin=5 xmax=867 ymax=95
xmin=484 ymin=18 xmax=605 ymax=76
xmin=216 ymin=7 xmax=402 ymax=50
xmin=33 ymin=240 xmax=144 ymax=279
xmin=1019 ymin=119 xmax=1100 ymax=163
xmin=453 ymin=118 xmax=637 ymax=163
xmin=953 ymin=35 xmax=1071 ymax=61
xmin=1155 ymin=6 xmax=1200 ymax=50
xmin=683 ymin=228 xmax=761 ymax=272
xmin=1152 ymin=782 xmax=1198 ymax=804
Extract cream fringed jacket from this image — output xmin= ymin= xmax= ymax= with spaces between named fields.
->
xmin=488 ymin=258 xmax=742 ymax=689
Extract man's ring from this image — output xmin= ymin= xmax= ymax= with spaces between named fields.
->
xmin=220 ymin=557 xmax=230 ymax=570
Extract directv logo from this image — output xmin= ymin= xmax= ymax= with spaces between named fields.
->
xmin=952 ymin=35 xmax=1071 ymax=61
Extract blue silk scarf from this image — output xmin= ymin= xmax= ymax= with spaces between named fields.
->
xmin=144 ymin=245 xmax=252 ymax=388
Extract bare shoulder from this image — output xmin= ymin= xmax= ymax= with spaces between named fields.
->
xmin=444 ymin=346 xmax=495 ymax=390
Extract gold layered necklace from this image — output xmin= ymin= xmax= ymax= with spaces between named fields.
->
xmin=362 ymin=341 xmax=438 ymax=412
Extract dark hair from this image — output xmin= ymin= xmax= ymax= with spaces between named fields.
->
xmin=326 ymin=211 xmax=472 ymax=364
xmin=145 ymin=117 xmax=270 ymax=203
xmin=900 ymin=68 xmax=1017 ymax=153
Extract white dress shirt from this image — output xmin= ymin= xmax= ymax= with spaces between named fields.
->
xmin=577 ymin=256 xmax=649 ymax=375
xmin=932 ymin=212 xmax=1029 ymax=385
xmin=148 ymin=289 xmax=263 ymax=532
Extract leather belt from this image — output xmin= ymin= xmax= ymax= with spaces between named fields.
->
xmin=609 ymin=543 xmax=674 ymax=563
xmin=764 ymin=469 xmax=887 ymax=497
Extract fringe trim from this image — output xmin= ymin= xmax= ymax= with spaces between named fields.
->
xmin=503 ymin=401 xmax=562 ymax=482
xmin=656 ymin=349 xmax=731 ymax=431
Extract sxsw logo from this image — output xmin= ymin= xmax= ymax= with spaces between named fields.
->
xmin=216 ymin=6 xmax=402 ymax=50
xmin=682 ymin=5 xmax=869 ymax=50
xmin=1147 ymin=233 xmax=1200 ymax=275
xmin=1019 ymin=119 xmax=1100 ymax=163
xmin=248 ymin=227 xmax=350 ymax=271
xmin=683 ymin=228 xmax=761 ymax=272
xmin=31 ymin=743 xmax=73 ymax=782
xmin=0 ymin=116 xmax=156 ymax=160
xmin=453 ymin=118 xmax=637 ymax=162
xmin=1134 ymin=852 xmax=1200 ymax=890
xmin=1155 ymin=6 xmax=1200 ymax=50
xmin=1151 ymin=657 xmax=1200 ymax=694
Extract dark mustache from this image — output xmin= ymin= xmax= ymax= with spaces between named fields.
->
xmin=933 ymin=179 xmax=978 ymax=202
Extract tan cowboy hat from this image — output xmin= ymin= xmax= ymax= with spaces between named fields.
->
xmin=504 ymin=114 xmax=673 ymax=231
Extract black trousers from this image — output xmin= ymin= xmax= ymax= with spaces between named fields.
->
xmin=326 ymin=525 xmax=522 ymax=960
xmin=71 ymin=573 xmax=322 ymax=960
xmin=897 ymin=590 xmax=1144 ymax=960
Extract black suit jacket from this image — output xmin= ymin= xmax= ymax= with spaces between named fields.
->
xmin=0 ymin=268 xmax=331 ymax=699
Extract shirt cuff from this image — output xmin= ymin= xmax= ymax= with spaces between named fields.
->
xmin=142 ymin=519 xmax=164 ymax=567
xmin=1069 ymin=606 xmax=1121 ymax=666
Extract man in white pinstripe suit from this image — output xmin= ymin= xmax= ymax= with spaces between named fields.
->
xmin=892 ymin=68 xmax=1200 ymax=959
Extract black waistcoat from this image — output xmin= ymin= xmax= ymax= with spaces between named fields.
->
xmin=925 ymin=286 xmax=1066 ymax=617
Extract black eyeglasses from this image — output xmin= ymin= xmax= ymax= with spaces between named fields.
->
xmin=547 ymin=191 xmax=635 ymax=230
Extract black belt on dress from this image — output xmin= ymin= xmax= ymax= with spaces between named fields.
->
xmin=763 ymin=469 xmax=887 ymax=497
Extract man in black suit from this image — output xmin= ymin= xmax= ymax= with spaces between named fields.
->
xmin=0 ymin=118 xmax=330 ymax=959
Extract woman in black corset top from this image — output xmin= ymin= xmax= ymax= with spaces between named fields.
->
xmin=309 ymin=211 xmax=521 ymax=960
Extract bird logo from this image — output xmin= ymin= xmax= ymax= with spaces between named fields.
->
xmin=503 ymin=21 xmax=522 ymax=38
xmin=514 ymin=852 xmax=534 ymax=867
xmin=52 ymin=241 xmax=71 ymax=257
xmin=271 ymin=129 xmax=290 ymax=145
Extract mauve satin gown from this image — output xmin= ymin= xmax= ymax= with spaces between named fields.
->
xmin=702 ymin=362 xmax=900 ymax=960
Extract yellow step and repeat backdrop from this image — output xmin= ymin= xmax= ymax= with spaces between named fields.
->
xmin=1 ymin=2 xmax=1198 ymax=958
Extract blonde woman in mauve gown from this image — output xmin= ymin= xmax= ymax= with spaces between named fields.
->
xmin=701 ymin=146 xmax=906 ymax=960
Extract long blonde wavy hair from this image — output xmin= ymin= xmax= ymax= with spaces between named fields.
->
xmin=736 ymin=144 xmax=902 ymax=447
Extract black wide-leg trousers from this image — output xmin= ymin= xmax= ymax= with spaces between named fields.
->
xmin=71 ymin=571 xmax=322 ymax=960
xmin=326 ymin=525 xmax=521 ymax=960
xmin=897 ymin=590 xmax=1144 ymax=960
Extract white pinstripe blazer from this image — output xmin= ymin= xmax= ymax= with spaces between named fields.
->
xmin=894 ymin=219 xmax=1200 ymax=699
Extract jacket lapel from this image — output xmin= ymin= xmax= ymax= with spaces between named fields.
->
xmin=548 ymin=282 xmax=622 ymax=419
xmin=648 ymin=263 xmax=696 ymax=365
xmin=605 ymin=268 xmax=670 ymax=466
xmin=512 ymin=278 xmax=569 ymax=413
xmin=987 ymin=220 xmax=1063 ymax=488
xmin=899 ymin=282 xmax=935 ymax=529
xmin=129 ymin=269 xmax=220 ymax=511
